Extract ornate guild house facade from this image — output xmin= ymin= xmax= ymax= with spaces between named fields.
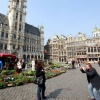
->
xmin=0 ymin=0 xmax=44 ymax=60
xmin=45 ymin=27 xmax=100 ymax=62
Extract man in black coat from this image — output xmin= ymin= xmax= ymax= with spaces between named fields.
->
xmin=80 ymin=63 xmax=100 ymax=100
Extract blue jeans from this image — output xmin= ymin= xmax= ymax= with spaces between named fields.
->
xmin=93 ymin=87 xmax=100 ymax=100
xmin=88 ymin=83 xmax=100 ymax=100
xmin=37 ymin=86 xmax=42 ymax=100
xmin=88 ymin=83 xmax=95 ymax=99
xmin=37 ymin=84 xmax=46 ymax=100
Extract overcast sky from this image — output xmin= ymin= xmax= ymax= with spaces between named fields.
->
xmin=1 ymin=0 xmax=100 ymax=44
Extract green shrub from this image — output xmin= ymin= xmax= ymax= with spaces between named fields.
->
xmin=48 ymin=62 xmax=53 ymax=65
xmin=22 ymin=71 xmax=36 ymax=76
xmin=10 ymin=70 xmax=16 ymax=74
xmin=0 ymin=76 xmax=5 ymax=81
xmin=23 ymin=76 xmax=33 ymax=83
xmin=14 ymin=79 xmax=24 ymax=86
xmin=0 ymin=82 xmax=7 ymax=89
xmin=1 ymin=70 xmax=11 ymax=75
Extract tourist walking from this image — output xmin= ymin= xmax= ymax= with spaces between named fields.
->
xmin=0 ymin=59 xmax=3 ymax=70
xmin=72 ymin=59 xmax=75 ymax=69
xmin=32 ymin=58 xmax=35 ymax=71
xmin=35 ymin=61 xmax=47 ymax=100
xmin=80 ymin=63 xmax=100 ymax=100
xmin=98 ymin=60 xmax=100 ymax=67
xmin=17 ymin=59 xmax=22 ymax=73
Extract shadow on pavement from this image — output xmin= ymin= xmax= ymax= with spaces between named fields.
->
xmin=46 ymin=88 xmax=63 ymax=99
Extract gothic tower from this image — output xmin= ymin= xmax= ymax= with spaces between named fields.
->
xmin=7 ymin=0 xmax=27 ymax=58
xmin=39 ymin=25 xmax=44 ymax=60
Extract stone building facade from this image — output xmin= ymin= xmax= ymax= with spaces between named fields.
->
xmin=45 ymin=35 xmax=67 ymax=62
xmin=0 ymin=0 xmax=44 ymax=60
xmin=45 ymin=27 xmax=100 ymax=62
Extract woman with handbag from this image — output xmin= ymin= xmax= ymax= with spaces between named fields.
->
xmin=36 ymin=61 xmax=47 ymax=100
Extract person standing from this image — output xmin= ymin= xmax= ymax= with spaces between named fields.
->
xmin=72 ymin=59 xmax=75 ymax=69
xmin=17 ymin=59 xmax=22 ymax=73
xmin=80 ymin=63 xmax=100 ymax=100
xmin=22 ymin=58 xmax=25 ymax=69
xmin=98 ymin=60 xmax=100 ymax=67
xmin=32 ymin=58 xmax=35 ymax=71
xmin=0 ymin=59 xmax=3 ymax=70
xmin=36 ymin=61 xmax=47 ymax=100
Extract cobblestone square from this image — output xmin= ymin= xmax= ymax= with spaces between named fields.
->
xmin=0 ymin=63 xmax=100 ymax=100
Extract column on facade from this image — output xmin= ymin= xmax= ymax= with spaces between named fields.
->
xmin=0 ymin=30 xmax=1 ymax=39
xmin=37 ymin=53 xmax=38 ymax=60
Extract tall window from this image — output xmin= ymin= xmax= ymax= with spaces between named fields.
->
xmin=18 ymin=35 xmax=20 ymax=40
xmin=91 ymin=47 xmax=93 ymax=52
xmin=27 ymin=45 xmax=29 ymax=51
xmin=20 ymin=14 xmax=22 ymax=21
xmin=18 ymin=45 xmax=20 ymax=50
xmin=17 ymin=0 xmax=19 ymax=6
xmin=4 ymin=44 xmax=7 ymax=50
xmin=5 ymin=33 xmax=8 ymax=38
xmin=98 ymin=47 xmax=100 ymax=52
xmin=19 ymin=24 xmax=21 ymax=31
xmin=14 ymin=34 xmax=16 ymax=39
xmin=1 ymin=32 xmax=4 ymax=37
xmin=16 ymin=12 xmax=18 ymax=20
xmin=13 ymin=45 xmax=15 ymax=49
xmin=0 ymin=44 xmax=3 ymax=49
xmin=94 ymin=47 xmax=96 ymax=52
xmin=15 ymin=22 xmax=17 ymax=30
xmin=88 ymin=47 xmax=90 ymax=52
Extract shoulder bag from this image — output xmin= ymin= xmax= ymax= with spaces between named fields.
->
xmin=33 ymin=76 xmax=43 ymax=85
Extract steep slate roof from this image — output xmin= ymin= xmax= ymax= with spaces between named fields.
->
xmin=25 ymin=23 xmax=41 ymax=36
xmin=0 ymin=13 xmax=9 ymax=27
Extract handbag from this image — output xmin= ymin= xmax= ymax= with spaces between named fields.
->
xmin=33 ymin=76 xmax=43 ymax=85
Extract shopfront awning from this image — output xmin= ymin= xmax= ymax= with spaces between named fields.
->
xmin=0 ymin=53 xmax=16 ymax=58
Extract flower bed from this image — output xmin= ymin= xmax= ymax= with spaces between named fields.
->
xmin=0 ymin=65 xmax=66 ymax=89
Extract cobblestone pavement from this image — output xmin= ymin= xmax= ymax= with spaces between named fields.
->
xmin=0 ymin=63 xmax=100 ymax=100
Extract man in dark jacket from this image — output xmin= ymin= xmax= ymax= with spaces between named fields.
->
xmin=72 ymin=60 xmax=75 ymax=69
xmin=80 ymin=63 xmax=100 ymax=100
